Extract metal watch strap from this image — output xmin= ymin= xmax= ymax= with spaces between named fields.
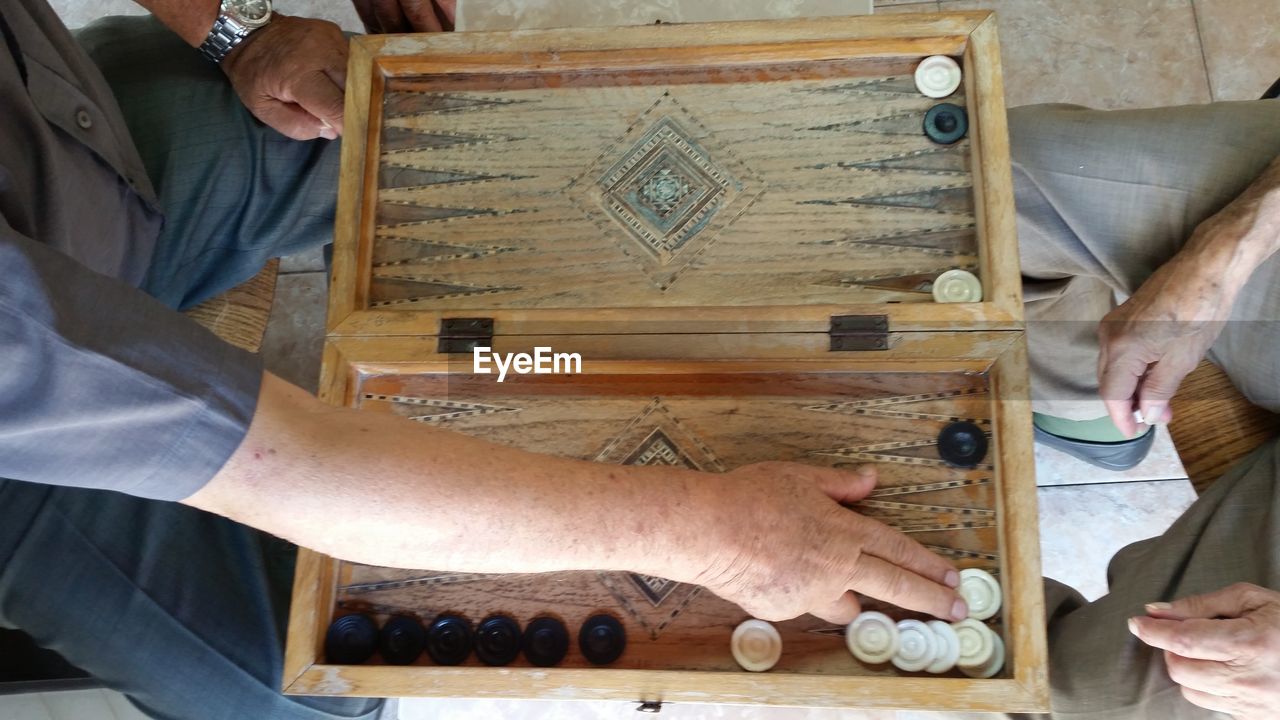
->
xmin=199 ymin=16 xmax=249 ymax=64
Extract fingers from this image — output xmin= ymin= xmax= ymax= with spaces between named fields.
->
xmin=1147 ymin=583 xmax=1269 ymax=621
xmin=1164 ymin=650 xmax=1236 ymax=696
xmin=848 ymin=555 xmax=965 ymax=621
xmin=290 ymin=71 xmax=346 ymax=138
xmin=403 ymin=1 xmax=448 ymax=31
xmin=860 ymin=518 xmax=960 ymax=591
xmin=811 ymin=590 xmax=862 ymax=626
xmin=1136 ymin=354 xmax=1196 ymax=428
xmin=813 ymin=464 xmax=878 ymax=504
xmin=373 ymin=0 xmax=412 ymax=33
xmin=253 ymin=100 xmax=331 ymax=141
xmin=1098 ymin=353 xmax=1144 ymax=439
xmin=1178 ymin=686 xmax=1235 ymax=715
xmin=1128 ymin=615 xmax=1253 ymax=662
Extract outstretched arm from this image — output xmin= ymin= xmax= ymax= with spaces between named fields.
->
xmin=1098 ymin=155 xmax=1280 ymax=437
xmin=185 ymin=373 xmax=966 ymax=624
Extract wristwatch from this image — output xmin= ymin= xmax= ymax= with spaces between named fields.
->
xmin=199 ymin=0 xmax=273 ymax=64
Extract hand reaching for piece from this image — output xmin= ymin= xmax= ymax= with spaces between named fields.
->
xmin=1129 ymin=583 xmax=1280 ymax=719
xmin=1096 ymin=249 xmax=1234 ymax=438
xmin=352 ymin=0 xmax=457 ymax=33
xmin=1096 ymin=156 xmax=1280 ymax=439
xmin=692 ymin=462 xmax=965 ymax=625
xmin=221 ymin=15 xmax=348 ymax=141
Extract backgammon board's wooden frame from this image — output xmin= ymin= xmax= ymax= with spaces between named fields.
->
xmin=287 ymin=11 xmax=1049 ymax=713
xmin=286 ymin=337 xmax=1045 ymax=710
xmin=324 ymin=11 xmax=1020 ymax=336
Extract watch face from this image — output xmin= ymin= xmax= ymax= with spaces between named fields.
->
xmin=227 ymin=0 xmax=271 ymax=24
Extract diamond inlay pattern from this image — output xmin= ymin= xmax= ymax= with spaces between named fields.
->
xmin=569 ymin=94 xmax=765 ymax=291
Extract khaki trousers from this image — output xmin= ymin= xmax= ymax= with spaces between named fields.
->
xmin=1004 ymin=102 xmax=1280 ymax=718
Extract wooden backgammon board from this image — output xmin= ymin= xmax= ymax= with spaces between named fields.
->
xmin=285 ymin=12 xmax=1049 ymax=712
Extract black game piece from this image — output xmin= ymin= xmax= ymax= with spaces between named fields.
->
xmin=324 ymin=614 xmax=378 ymax=665
xmin=425 ymin=615 xmax=474 ymax=666
xmin=474 ymin=615 xmax=522 ymax=666
xmin=578 ymin=614 xmax=626 ymax=666
xmin=379 ymin=616 xmax=426 ymax=665
xmin=923 ymin=103 xmax=968 ymax=145
xmin=523 ymin=617 xmax=570 ymax=667
xmin=937 ymin=421 xmax=989 ymax=468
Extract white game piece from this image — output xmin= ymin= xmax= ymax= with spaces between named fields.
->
xmin=959 ymin=568 xmax=1002 ymax=620
xmin=914 ymin=55 xmax=963 ymax=98
xmin=846 ymin=611 xmax=899 ymax=664
xmin=1133 ymin=409 xmax=1147 ymax=425
xmin=731 ymin=619 xmax=783 ymax=672
xmin=925 ymin=620 xmax=960 ymax=673
xmin=959 ymin=628 xmax=1005 ymax=678
xmin=952 ymin=618 xmax=997 ymax=672
xmin=932 ymin=269 xmax=983 ymax=303
xmin=891 ymin=619 xmax=938 ymax=672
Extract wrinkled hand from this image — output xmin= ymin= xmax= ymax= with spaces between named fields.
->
xmin=1129 ymin=583 xmax=1280 ymax=719
xmin=352 ymin=0 xmax=456 ymax=33
xmin=222 ymin=15 xmax=347 ymax=141
xmin=1096 ymin=247 xmax=1235 ymax=438
xmin=695 ymin=462 xmax=965 ymax=625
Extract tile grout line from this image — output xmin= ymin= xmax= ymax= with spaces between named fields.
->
xmin=1187 ymin=0 xmax=1217 ymax=101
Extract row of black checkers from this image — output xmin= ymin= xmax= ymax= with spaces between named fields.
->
xmin=325 ymin=612 xmax=627 ymax=667
xmin=923 ymin=103 xmax=968 ymax=145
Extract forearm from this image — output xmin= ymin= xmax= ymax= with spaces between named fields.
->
xmin=184 ymin=373 xmax=722 ymax=581
xmin=1181 ymin=155 xmax=1280 ymax=291
xmin=131 ymin=0 xmax=220 ymax=47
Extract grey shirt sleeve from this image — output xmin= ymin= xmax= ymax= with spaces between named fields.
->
xmin=0 ymin=220 xmax=263 ymax=501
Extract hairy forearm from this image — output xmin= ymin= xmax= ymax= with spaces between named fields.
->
xmin=131 ymin=0 xmax=220 ymax=46
xmin=1182 ymin=155 xmax=1280 ymax=290
xmin=184 ymin=373 xmax=723 ymax=581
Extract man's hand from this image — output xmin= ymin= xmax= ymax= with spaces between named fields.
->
xmin=1097 ymin=156 xmax=1280 ymax=438
xmin=352 ymin=0 xmax=456 ymax=33
xmin=1097 ymin=249 xmax=1233 ymax=438
xmin=695 ymin=463 xmax=965 ymax=625
xmin=221 ymin=15 xmax=347 ymax=141
xmin=1129 ymin=583 xmax=1280 ymax=719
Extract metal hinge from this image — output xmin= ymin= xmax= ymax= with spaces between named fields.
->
xmin=437 ymin=317 xmax=493 ymax=354
xmin=829 ymin=314 xmax=889 ymax=351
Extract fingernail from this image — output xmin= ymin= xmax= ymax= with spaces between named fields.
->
xmin=951 ymin=599 xmax=968 ymax=621
xmin=858 ymin=465 xmax=876 ymax=476
xmin=1127 ymin=617 xmax=1140 ymax=636
xmin=1145 ymin=602 xmax=1172 ymax=613
xmin=1145 ymin=404 xmax=1167 ymax=426
xmin=1161 ymin=406 xmax=1174 ymax=424
xmin=945 ymin=570 xmax=960 ymax=588
xmin=319 ymin=127 xmax=338 ymax=140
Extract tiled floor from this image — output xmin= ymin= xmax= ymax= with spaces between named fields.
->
xmin=17 ymin=0 xmax=1271 ymax=718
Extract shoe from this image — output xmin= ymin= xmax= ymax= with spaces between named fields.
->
xmin=1033 ymin=425 xmax=1155 ymax=471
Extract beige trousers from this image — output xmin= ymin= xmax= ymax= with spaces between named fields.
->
xmin=1013 ymin=102 xmax=1280 ymax=420
xmin=1000 ymin=101 xmax=1280 ymax=719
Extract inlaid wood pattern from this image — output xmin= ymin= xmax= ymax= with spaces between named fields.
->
xmin=369 ymin=62 xmax=979 ymax=309
xmin=334 ymin=369 xmax=1002 ymax=675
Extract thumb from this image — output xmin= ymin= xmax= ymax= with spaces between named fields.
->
xmin=252 ymin=99 xmax=328 ymax=141
xmin=1146 ymin=583 xmax=1267 ymax=620
xmin=814 ymin=464 xmax=878 ymax=504
xmin=811 ymin=590 xmax=862 ymax=626
xmin=1136 ymin=355 xmax=1196 ymax=427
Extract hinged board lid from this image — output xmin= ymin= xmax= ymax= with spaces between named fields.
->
xmin=329 ymin=12 xmax=1020 ymax=340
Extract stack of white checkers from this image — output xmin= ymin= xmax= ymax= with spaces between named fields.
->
xmin=728 ymin=569 xmax=1004 ymax=675
xmin=845 ymin=568 xmax=1004 ymax=677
